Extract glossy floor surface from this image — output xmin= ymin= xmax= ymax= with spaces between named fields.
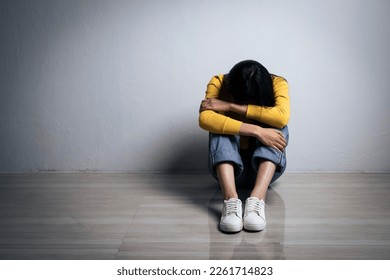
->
xmin=0 ymin=173 xmax=389 ymax=260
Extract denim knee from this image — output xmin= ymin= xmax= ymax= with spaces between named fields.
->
xmin=208 ymin=133 xmax=244 ymax=179
xmin=208 ymin=126 xmax=289 ymax=184
xmin=252 ymin=126 xmax=289 ymax=184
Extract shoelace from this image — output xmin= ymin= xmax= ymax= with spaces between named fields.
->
xmin=225 ymin=199 xmax=241 ymax=216
xmin=245 ymin=198 xmax=262 ymax=215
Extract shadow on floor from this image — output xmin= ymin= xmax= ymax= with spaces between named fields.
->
xmin=159 ymin=132 xmax=221 ymax=217
xmin=165 ymin=133 xmax=208 ymax=173
xmin=208 ymin=183 xmax=286 ymax=259
xmin=160 ymin=135 xmax=287 ymax=259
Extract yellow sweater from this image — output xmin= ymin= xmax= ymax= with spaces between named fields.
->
xmin=199 ymin=74 xmax=290 ymax=135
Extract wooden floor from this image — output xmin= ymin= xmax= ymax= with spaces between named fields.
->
xmin=0 ymin=173 xmax=389 ymax=260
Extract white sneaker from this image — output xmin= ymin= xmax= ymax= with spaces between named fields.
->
xmin=220 ymin=198 xmax=243 ymax=233
xmin=244 ymin=197 xmax=266 ymax=231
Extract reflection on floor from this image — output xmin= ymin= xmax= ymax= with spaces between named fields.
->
xmin=0 ymin=173 xmax=389 ymax=259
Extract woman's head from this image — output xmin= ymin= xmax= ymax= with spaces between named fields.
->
xmin=227 ymin=60 xmax=275 ymax=107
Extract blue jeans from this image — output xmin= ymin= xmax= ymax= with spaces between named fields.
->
xmin=208 ymin=126 xmax=289 ymax=185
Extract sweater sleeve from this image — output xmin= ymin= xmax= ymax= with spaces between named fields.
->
xmin=245 ymin=76 xmax=290 ymax=128
xmin=198 ymin=75 xmax=243 ymax=134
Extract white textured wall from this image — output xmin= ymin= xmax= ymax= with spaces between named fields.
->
xmin=0 ymin=0 xmax=389 ymax=173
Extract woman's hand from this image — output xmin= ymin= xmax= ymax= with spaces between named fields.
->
xmin=256 ymin=127 xmax=287 ymax=152
xmin=199 ymin=98 xmax=231 ymax=112
xmin=239 ymin=123 xmax=287 ymax=152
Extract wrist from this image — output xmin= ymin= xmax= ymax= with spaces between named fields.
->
xmin=230 ymin=103 xmax=248 ymax=115
xmin=239 ymin=123 xmax=262 ymax=138
xmin=228 ymin=102 xmax=235 ymax=112
xmin=253 ymin=125 xmax=263 ymax=139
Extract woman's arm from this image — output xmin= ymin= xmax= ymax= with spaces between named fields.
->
xmin=200 ymin=98 xmax=248 ymax=116
xmin=198 ymin=75 xmax=244 ymax=135
xmin=199 ymin=98 xmax=287 ymax=151
xmin=246 ymin=76 xmax=290 ymax=128
xmin=199 ymin=76 xmax=290 ymax=129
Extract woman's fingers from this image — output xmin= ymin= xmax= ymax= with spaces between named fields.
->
xmin=199 ymin=99 xmax=208 ymax=111
xmin=274 ymin=130 xmax=286 ymax=151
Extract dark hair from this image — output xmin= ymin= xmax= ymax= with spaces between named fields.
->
xmin=226 ymin=60 xmax=275 ymax=107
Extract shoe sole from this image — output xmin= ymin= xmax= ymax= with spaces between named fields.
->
xmin=244 ymin=222 xmax=266 ymax=232
xmin=220 ymin=223 xmax=243 ymax=233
